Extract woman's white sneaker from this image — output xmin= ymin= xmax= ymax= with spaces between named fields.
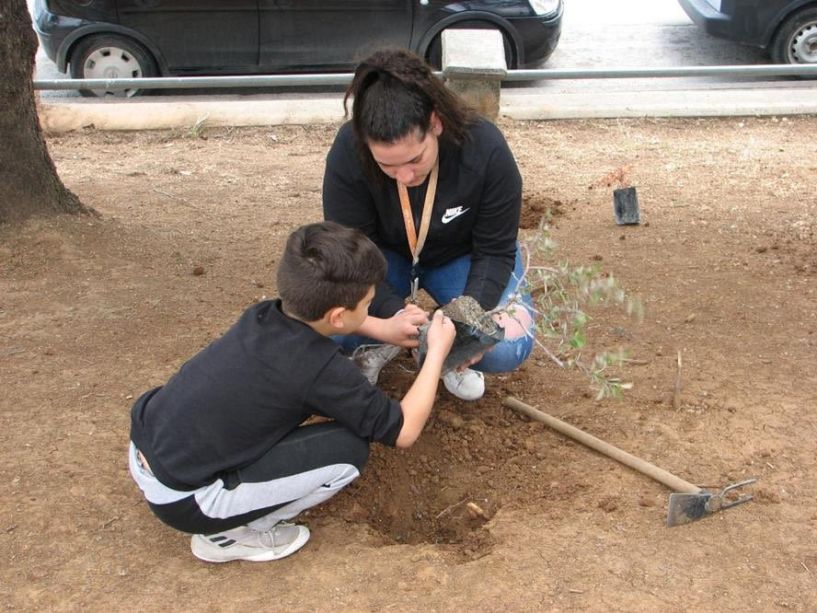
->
xmin=191 ymin=522 xmax=310 ymax=563
xmin=351 ymin=343 xmax=402 ymax=385
xmin=442 ymin=368 xmax=485 ymax=401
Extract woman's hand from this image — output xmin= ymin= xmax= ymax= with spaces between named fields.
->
xmin=381 ymin=304 xmax=429 ymax=348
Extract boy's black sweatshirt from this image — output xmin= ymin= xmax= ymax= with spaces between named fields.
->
xmin=130 ymin=300 xmax=404 ymax=490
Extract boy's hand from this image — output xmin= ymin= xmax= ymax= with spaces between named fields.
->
xmin=395 ymin=310 xmax=455 ymax=449
xmin=425 ymin=310 xmax=456 ymax=359
xmin=383 ymin=304 xmax=429 ymax=348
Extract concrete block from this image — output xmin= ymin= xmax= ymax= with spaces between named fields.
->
xmin=441 ymin=29 xmax=507 ymax=119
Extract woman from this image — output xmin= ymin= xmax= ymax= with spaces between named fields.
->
xmin=323 ymin=49 xmax=534 ymax=401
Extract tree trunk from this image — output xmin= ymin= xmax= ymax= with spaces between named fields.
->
xmin=0 ymin=0 xmax=87 ymax=224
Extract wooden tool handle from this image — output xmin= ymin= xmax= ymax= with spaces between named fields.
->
xmin=503 ymin=396 xmax=701 ymax=494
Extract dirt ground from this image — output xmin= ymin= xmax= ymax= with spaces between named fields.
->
xmin=2 ymin=114 xmax=816 ymax=612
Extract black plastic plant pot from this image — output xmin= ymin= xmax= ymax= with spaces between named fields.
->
xmin=613 ymin=186 xmax=640 ymax=225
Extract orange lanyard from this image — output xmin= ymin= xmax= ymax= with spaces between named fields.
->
xmin=397 ymin=160 xmax=439 ymax=303
xmin=397 ymin=159 xmax=439 ymax=267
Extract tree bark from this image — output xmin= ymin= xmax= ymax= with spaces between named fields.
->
xmin=0 ymin=0 xmax=87 ymax=224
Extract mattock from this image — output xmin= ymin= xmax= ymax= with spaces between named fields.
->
xmin=503 ymin=396 xmax=756 ymax=527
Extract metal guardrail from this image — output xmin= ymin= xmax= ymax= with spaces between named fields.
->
xmin=32 ymin=64 xmax=817 ymax=92
xmin=34 ymin=73 xmax=353 ymax=91
xmin=504 ymin=64 xmax=817 ymax=81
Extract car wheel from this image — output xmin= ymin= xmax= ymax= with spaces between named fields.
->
xmin=69 ymin=35 xmax=158 ymax=98
xmin=427 ymin=24 xmax=516 ymax=70
xmin=771 ymin=7 xmax=817 ymax=68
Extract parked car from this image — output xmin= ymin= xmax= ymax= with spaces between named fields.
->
xmin=677 ymin=0 xmax=817 ymax=65
xmin=33 ymin=0 xmax=563 ymax=98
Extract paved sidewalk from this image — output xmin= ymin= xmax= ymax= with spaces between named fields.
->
xmin=502 ymin=83 xmax=817 ymax=120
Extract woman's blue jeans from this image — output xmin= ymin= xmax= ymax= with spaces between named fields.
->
xmin=337 ymin=246 xmax=535 ymax=374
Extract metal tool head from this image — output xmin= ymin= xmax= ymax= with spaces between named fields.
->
xmin=666 ymin=479 xmax=757 ymax=527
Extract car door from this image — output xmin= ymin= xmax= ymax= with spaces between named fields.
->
xmin=117 ymin=0 xmax=259 ymax=72
xmin=258 ymin=0 xmax=413 ymax=71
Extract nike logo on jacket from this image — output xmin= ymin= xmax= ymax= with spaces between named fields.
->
xmin=441 ymin=206 xmax=470 ymax=224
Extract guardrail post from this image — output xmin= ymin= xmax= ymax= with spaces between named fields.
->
xmin=441 ymin=29 xmax=507 ymax=119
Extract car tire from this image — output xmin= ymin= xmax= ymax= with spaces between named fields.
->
xmin=69 ymin=35 xmax=158 ymax=97
xmin=426 ymin=23 xmax=516 ymax=70
xmin=770 ymin=7 xmax=817 ymax=70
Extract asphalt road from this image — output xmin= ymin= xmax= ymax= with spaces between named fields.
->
xmin=32 ymin=0 xmax=781 ymax=101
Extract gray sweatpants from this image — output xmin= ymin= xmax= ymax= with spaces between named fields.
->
xmin=129 ymin=422 xmax=369 ymax=534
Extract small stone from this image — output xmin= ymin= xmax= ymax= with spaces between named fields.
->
xmin=722 ymin=398 xmax=740 ymax=413
xmin=438 ymin=411 xmax=464 ymax=429
xmin=466 ymin=502 xmax=487 ymax=519
xmin=598 ymin=497 xmax=618 ymax=512
xmin=192 ymin=266 xmax=205 ymax=276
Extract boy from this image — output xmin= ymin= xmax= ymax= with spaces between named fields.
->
xmin=129 ymin=221 xmax=455 ymax=563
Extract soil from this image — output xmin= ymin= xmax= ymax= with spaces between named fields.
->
xmin=2 ymin=115 xmax=817 ymax=612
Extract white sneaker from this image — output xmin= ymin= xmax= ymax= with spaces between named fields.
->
xmin=442 ymin=368 xmax=485 ymax=401
xmin=352 ymin=343 xmax=402 ymax=385
xmin=191 ymin=522 xmax=310 ymax=563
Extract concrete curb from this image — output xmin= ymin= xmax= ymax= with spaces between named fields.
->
xmin=38 ymin=97 xmax=345 ymax=133
xmin=38 ymin=87 xmax=817 ymax=133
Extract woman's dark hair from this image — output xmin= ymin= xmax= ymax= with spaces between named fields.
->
xmin=277 ymin=221 xmax=386 ymax=321
xmin=344 ymin=49 xmax=475 ymax=180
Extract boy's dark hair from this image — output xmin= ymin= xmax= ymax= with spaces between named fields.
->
xmin=344 ymin=48 xmax=475 ymax=181
xmin=277 ymin=221 xmax=386 ymax=321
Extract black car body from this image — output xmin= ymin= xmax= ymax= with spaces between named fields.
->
xmin=34 ymin=0 xmax=563 ymax=96
xmin=677 ymin=0 xmax=817 ymax=64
